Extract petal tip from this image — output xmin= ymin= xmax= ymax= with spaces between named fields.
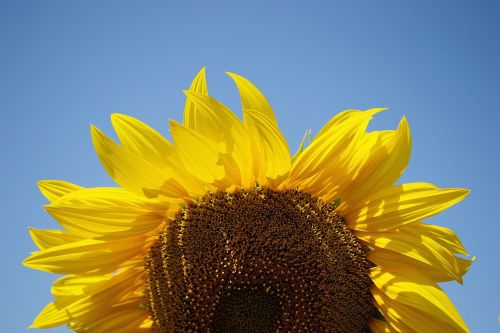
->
xmin=456 ymin=188 xmax=471 ymax=200
xmin=22 ymin=256 xmax=35 ymax=268
xmin=89 ymin=124 xmax=100 ymax=136
xmin=225 ymin=71 xmax=245 ymax=82
xmin=110 ymin=113 xmax=127 ymax=122
xmin=37 ymin=180 xmax=50 ymax=192
xmin=399 ymin=115 xmax=409 ymax=127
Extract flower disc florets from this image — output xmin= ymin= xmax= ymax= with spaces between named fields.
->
xmin=145 ymin=187 xmax=375 ymax=333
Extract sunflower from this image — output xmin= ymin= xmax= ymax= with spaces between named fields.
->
xmin=24 ymin=68 xmax=473 ymax=332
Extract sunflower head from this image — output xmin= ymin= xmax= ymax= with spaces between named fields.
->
xmin=24 ymin=68 xmax=473 ymax=332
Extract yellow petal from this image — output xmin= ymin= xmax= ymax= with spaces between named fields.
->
xmin=111 ymin=113 xmax=174 ymax=168
xmin=184 ymin=67 xmax=209 ymax=128
xmin=38 ymin=180 xmax=83 ymax=202
xmin=405 ymin=222 xmax=470 ymax=256
xmin=314 ymin=109 xmax=362 ymax=138
xmin=169 ymin=120 xmax=225 ymax=184
xmin=182 ymin=90 xmax=257 ymax=187
xmin=111 ymin=113 xmax=208 ymax=198
xmin=31 ymin=301 xmax=72 ymax=328
xmin=91 ymin=125 xmax=188 ymax=199
xmin=31 ymin=269 xmax=143 ymax=328
xmin=373 ymin=285 xmax=464 ymax=333
xmin=243 ymin=108 xmax=291 ymax=180
xmin=344 ymin=182 xmax=469 ymax=231
xmin=367 ymin=247 xmax=473 ymax=284
xmin=51 ymin=274 xmax=113 ymax=297
xmin=29 ymin=228 xmax=83 ymax=250
xmin=70 ymin=306 xmax=150 ymax=333
xmin=23 ymin=236 xmax=147 ymax=274
xmin=45 ymin=187 xmax=168 ymax=238
xmin=342 ymin=117 xmax=411 ymax=206
xmin=183 ymin=68 xmax=253 ymax=185
xmin=183 ymin=90 xmax=242 ymax=141
xmin=226 ymin=71 xmax=277 ymax=124
xmin=227 ymin=72 xmax=290 ymax=180
xmin=358 ymin=220 xmax=472 ymax=283
xmin=370 ymin=266 xmax=469 ymax=333
xmin=285 ymin=108 xmax=384 ymax=199
xmin=292 ymin=128 xmax=311 ymax=162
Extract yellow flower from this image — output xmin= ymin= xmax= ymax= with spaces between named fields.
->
xmin=24 ymin=68 xmax=473 ymax=332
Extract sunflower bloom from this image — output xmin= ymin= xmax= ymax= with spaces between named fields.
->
xmin=24 ymin=68 xmax=473 ymax=332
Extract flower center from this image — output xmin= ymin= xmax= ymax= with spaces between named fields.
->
xmin=145 ymin=188 xmax=375 ymax=332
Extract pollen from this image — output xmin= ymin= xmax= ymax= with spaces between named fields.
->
xmin=145 ymin=187 xmax=375 ymax=332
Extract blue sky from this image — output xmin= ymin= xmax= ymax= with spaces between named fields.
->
xmin=1 ymin=1 xmax=499 ymax=332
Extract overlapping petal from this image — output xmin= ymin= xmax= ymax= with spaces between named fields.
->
xmin=227 ymin=72 xmax=291 ymax=180
xmin=284 ymin=108 xmax=385 ymax=200
xmin=110 ymin=113 xmax=174 ymax=169
xmin=370 ymin=266 xmax=469 ymax=333
xmin=344 ymin=182 xmax=469 ymax=231
xmin=169 ymin=120 xmax=226 ymax=185
xmin=341 ymin=117 xmax=411 ymax=206
xmin=23 ymin=236 xmax=149 ymax=274
xmin=29 ymin=228 xmax=84 ymax=250
xmin=44 ymin=187 xmax=168 ymax=238
xmin=184 ymin=66 xmax=209 ymax=128
xmin=358 ymin=221 xmax=473 ymax=283
xmin=91 ymin=125 xmax=188 ymax=199
xmin=68 ymin=306 xmax=151 ymax=333
xmin=38 ymin=180 xmax=83 ymax=202
xmin=31 ymin=268 xmax=145 ymax=329
xmin=226 ymin=72 xmax=277 ymax=124
xmin=182 ymin=90 xmax=257 ymax=187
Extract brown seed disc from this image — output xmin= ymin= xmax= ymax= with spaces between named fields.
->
xmin=145 ymin=187 xmax=375 ymax=333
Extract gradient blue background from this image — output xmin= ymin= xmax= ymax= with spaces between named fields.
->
xmin=1 ymin=1 xmax=499 ymax=332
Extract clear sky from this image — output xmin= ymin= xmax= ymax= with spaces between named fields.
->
xmin=1 ymin=1 xmax=499 ymax=332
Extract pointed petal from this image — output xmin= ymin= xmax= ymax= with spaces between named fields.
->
xmin=110 ymin=113 xmax=208 ymax=198
xmin=285 ymin=109 xmax=384 ymax=199
xmin=38 ymin=180 xmax=83 ymax=202
xmin=31 ymin=301 xmax=71 ymax=328
xmin=45 ymin=187 xmax=168 ymax=238
xmin=169 ymin=120 xmax=225 ymax=184
xmin=344 ymin=183 xmax=469 ymax=231
xmin=343 ymin=117 xmax=411 ymax=205
xmin=370 ymin=266 xmax=469 ymax=333
xmin=406 ymin=222 xmax=470 ymax=256
xmin=243 ymin=108 xmax=291 ymax=180
xmin=292 ymin=128 xmax=311 ymax=162
xmin=181 ymin=91 xmax=257 ymax=187
xmin=358 ymin=220 xmax=472 ymax=283
xmin=183 ymin=90 xmax=240 ymax=137
xmin=226 ymin=72 xmax=277 ymax=124
xmin=29 ymin=228 xmax=83 ymax=250
xmin=314 ymin=109 xmax=361 ymax=138
xmin=31 ymin=269 xmax=143 ymax=328
xmin=71 ymin=307 xmax=150 ymax=333
xmin=184 ymin=67 xmax=209 ymax=128
xmin=367 ymin=247 xmax=473 ymax=284
xmin=226 ymin=72 xmax=290 ymax=181
xmin=111 ymin=113 xmax=174 ymax=168
xmin=23 ymin=236 xmax=148 ymax=274
xmin=51 ymin=274 xmax=113 ymax=297
xmin=91 ymin=125 xmax=187 ymax=199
